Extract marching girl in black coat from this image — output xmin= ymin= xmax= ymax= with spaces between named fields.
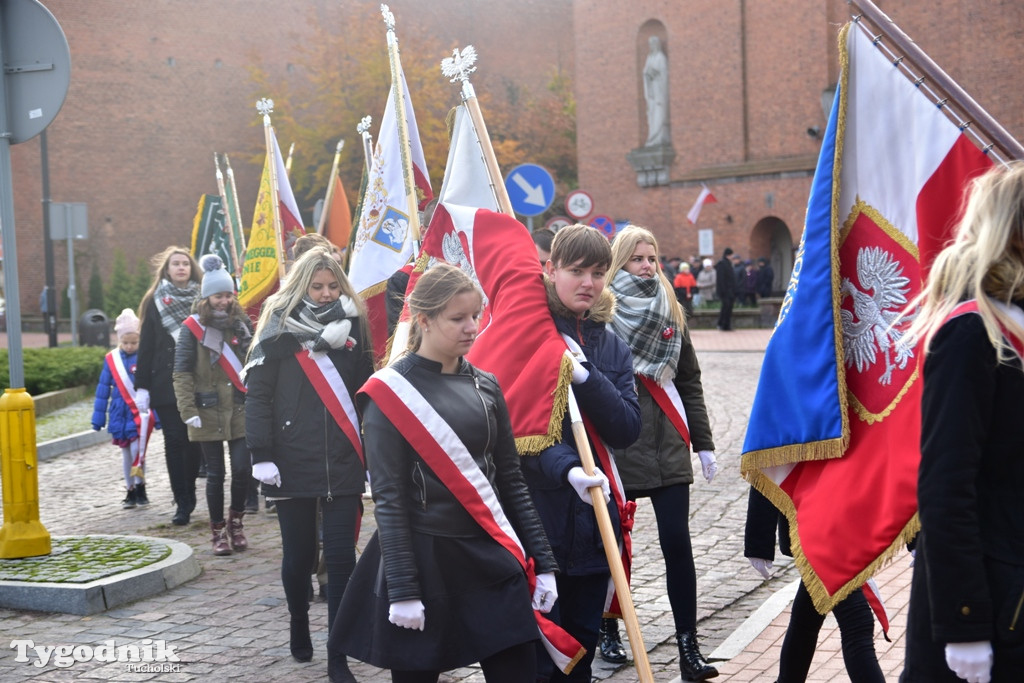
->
xmin=900 ymin=164 xmax=1024 ymax=683
xmin=244 ymin=248 xmax=374 ymax=681
xmin=331 ymin=263 xmax=559 ymax=683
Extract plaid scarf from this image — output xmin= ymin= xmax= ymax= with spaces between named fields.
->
xmin=154 ymin=279 xmax=199 ymax=342
xmin=242 ymin=296 xmax=358 ymax=381
xmin=608 ymin=269 xmax=680 ymax=384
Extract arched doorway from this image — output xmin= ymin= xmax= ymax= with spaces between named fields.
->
xmin=750 ymin=216 xmax=794 ymax=295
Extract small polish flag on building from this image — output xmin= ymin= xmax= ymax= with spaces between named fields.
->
xmin=686 ymin=184 xmax=717 ymax=224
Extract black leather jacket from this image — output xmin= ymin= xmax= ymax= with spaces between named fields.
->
xmin=360 ymin=353 xmax=557 ymax=602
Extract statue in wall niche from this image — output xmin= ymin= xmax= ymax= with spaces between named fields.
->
xmin=643 ymin=35 xmax=670 ymax=147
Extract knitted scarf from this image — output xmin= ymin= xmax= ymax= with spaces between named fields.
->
xmin=608 ymin=269 xmax=680 ymax=384
xmin=242 ymin=295 xmax=358 ymax=380
xmin=154 ymin=279 xmax=199 ymax=342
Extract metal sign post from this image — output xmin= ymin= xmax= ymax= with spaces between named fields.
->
xmin=49 ymin=202 xmax=87 ymax=346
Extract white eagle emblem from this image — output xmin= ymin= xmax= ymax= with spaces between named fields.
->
xmin=840 ymin=246 xmax=914 ymax=385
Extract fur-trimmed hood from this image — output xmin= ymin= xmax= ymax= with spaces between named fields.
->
xmin=543 ymin=274 xmax=617 ymax=323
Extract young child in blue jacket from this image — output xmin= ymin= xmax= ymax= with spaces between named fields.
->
xmin=92 ymin=308 xmax=157 ymax=509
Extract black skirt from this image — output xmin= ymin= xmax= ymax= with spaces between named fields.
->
xmin=330 ymin=530 xmax=540 ymax=672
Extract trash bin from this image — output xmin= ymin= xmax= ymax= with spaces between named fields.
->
xmin=79 ymin=309 xmax=110 ymax=347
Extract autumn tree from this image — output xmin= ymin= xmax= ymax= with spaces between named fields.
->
xmin=248 ymin=2 xmax=576 ymax=225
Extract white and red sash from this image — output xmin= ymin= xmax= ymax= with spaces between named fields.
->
xmin=637 ymin=374 xmax=691 ymax=449
xmin=947 ymin=299 xmax=1024 ymax=360
xmin=361 ymin=367 xmax=585 ymax=675
xmin=294 ymin=351 xmax=363 ymax=465
xmin=106 ymin=350 xmax=155 ymax=475
xmin=579 ymin=416 xmax=636 ymax=618
xmin=183 ymin=315 xmax=247 ymax=393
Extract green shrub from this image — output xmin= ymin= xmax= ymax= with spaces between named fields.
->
xmin=0 ymin=346 xmax=108 ymax=395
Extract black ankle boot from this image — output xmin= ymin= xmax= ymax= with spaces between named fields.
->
xmin=290 ymin=614 xmax=313 ymax=662
xmin=328 ymin=649 xmax=356 ymax=682
xmin=598 ymin=617 xmax=627 ymax=664
xmin=676 ymin=630 xmax=718 ymax=681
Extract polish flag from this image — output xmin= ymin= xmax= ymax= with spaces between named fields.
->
xmin=686 ymin=184 xmax=717 ymax=224
xmin=740 ymin=22 xmax=992 ymax=613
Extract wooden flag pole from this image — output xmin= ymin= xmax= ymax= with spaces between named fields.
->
xmin=214 ymin=153 xmax=243 ymax=278
xmin=357 ymin=115 xmax=374 ymax=175
xmin=257 ymin=98 xmax=287 ymax=281
xmin=441 ymin=46 xmax=514 ymax=216
xmin=317 ymin=139 xmax=345 ymax=235
xmin=567 ymin=390 xmax=655 ymax=683
xmin=381 ymin=4 xmax=422 ymax=248
xmin=848 ymin=0 xmax=1024 ymax=160
xmin=285 ymin=142 xmax=296 ymax=174
xmin=223 ymin=154 xmax=247 ymax=254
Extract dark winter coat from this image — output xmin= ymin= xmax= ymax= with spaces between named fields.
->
xmin=612 ymin=325 xmax=714 ymax=492
xmin=244 ymin=321 xmax=375 ymax=499
xmin=715 ymin=257 xmax=736 ymax=299
xmin=744 ymin=486 xmax=792 ymax=561
xmin=92 ymin=349 xmax=142 ymax=440
xmin=903 ymin=307 xmax=1024 ymax=682
xmin=360 ymin=352 xmax=558 ymax=602
xmin=172 ymin=314 xmax=253 ymax=442
xmin=136 ymin=299 xmax=183 ymax=408
xmin=520 ymin=281 xmax=641 ymax=576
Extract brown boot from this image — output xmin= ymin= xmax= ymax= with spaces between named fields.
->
xmin=210 ymin=521 xmax=232 ymax=556
xmin=227 ymin=509 xmax=248 ymax=551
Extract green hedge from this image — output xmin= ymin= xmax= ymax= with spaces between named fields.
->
xmin=0 ymin=346 xmax=108 ymax=395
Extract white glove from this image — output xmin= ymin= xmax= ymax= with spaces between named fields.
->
xmin=319 ymin=319 xmax=352 ymax=350
xmin=252 ymin=461 xmax=282 ymax=487
xmin=909 ymin=548 xmax=916 ymax=567
xmin=697 ymin=450 xmax=718 ymax=483
xmin=749 ymin=558 xmax=773 ymax=580
xmin=389 ymin=599 xmax=426 ymax=631
xmin=185 ymin=415 xmax=202 ymax=428
xmin=567 ymin=466 xmax=610 ymax=505
xmin=944 ymin=641 xmax=993 ymax=683
xmin=563 ymin=335 xmax=584 ymax=358
xmin=135 ymin=388 xmax=150 ymax=413
xmin=563 ymin=349 xmax=590 ymax=384
xmin=532 ymin=572 xmax=558 ymax=613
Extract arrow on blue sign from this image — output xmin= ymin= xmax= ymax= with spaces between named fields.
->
xmin=504 ymin=163 xmax=555 ymax=217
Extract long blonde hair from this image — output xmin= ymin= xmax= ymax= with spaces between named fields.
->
xmin=254 ymin=247 xmax=367 ymax=339
xmin=610 ymin=225 xmax=686 ymax=330
xmin=903 ymin=163 xmax=1024 ymax=362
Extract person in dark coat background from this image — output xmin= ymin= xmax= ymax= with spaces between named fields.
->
xmin=715 ymin=247 xmax=737 ymax=331
xmin=899 ymin=164 xmax=1024 ymax=683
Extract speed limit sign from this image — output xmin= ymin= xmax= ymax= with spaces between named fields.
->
xmin=565 ymin=190 xmax=594 ymax=220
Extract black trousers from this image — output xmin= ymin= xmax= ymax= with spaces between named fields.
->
xmin=778 ymin=582 xmax=883 ymax=682
xmin=535 ymin=572 xmax=608 ymax=682
xmin=200 ymin=437 xmax=250 ymax=523
xmin=275 ymin=495 xmax=361 ymax=632
xmin=717 ymin=295 xmax=735 ymax=330
xmin=628 ymin=484 xmax=697 ymax=633
xmin=153 ymin=402 xmax=200 ymax=509
xmin=391 ymin=640 xmax=536 ymax=683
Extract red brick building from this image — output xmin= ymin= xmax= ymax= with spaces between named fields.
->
xmin=573 ymin=0 xmax=1024 ymax=292
xmin=6 ymin=0 xmax=1022 ymax=314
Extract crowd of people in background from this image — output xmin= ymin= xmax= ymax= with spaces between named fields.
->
xmin=81 ymin=165 xmax=1023 ymax=683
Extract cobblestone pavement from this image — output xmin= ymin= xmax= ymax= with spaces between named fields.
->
xmin=0 ymin=339 xmax=798 ymax=681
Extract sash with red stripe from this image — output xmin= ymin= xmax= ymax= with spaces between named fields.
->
xmin=579 ymin=415 xmax=636 ymax=618
xmin=947 ymin=299 xmax=1024 ymax=360
xmin=105 ymin=351 xmax=155 ymax=476
xmin=183 ymin=315 xmax=247 ymax=393
xmin=637 ymin=374 xmax=691 ymax=449
xmin=361 ymin=368 xmax=585 ymax=675
xmin=294 ymin=351 xmax=364 ymax=466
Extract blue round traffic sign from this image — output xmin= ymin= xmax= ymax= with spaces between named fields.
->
xmin=504 ymin=163 xmax=555 ymax=217
xmin=589 ymin=214 xmax=615 ymax=238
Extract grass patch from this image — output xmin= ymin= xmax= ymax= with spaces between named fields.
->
xmin=0 ymin=536 xmax=171 ymax=583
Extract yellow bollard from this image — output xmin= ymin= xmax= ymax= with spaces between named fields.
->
xmin=0 ymin=387 xmax=51 ymax=558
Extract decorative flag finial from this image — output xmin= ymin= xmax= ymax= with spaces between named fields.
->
xmin=441 ymin=45 xmax=478 ymax=83
xmin=357 ymin=115 xmax=372 ymax=135
xmin=380 ymin=4 xmax=394 ymax=31
xmin=256 ymin=97 xmax=274 ymax=118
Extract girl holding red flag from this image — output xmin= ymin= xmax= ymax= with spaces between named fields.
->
xmin=331 ymin=263 xmax=559 ymax=683
xmin=523 ymin=224 xmax=642 ymax=683
xmin=605 ymin=225 xmax=719 ymax=681
xmin=900 ymin=164 xmax=1024 ymax=683
xmin=173 ymin=254 xmax=253 ymax=556
xmin=244 ymin=247 xmax=373 ymax=680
